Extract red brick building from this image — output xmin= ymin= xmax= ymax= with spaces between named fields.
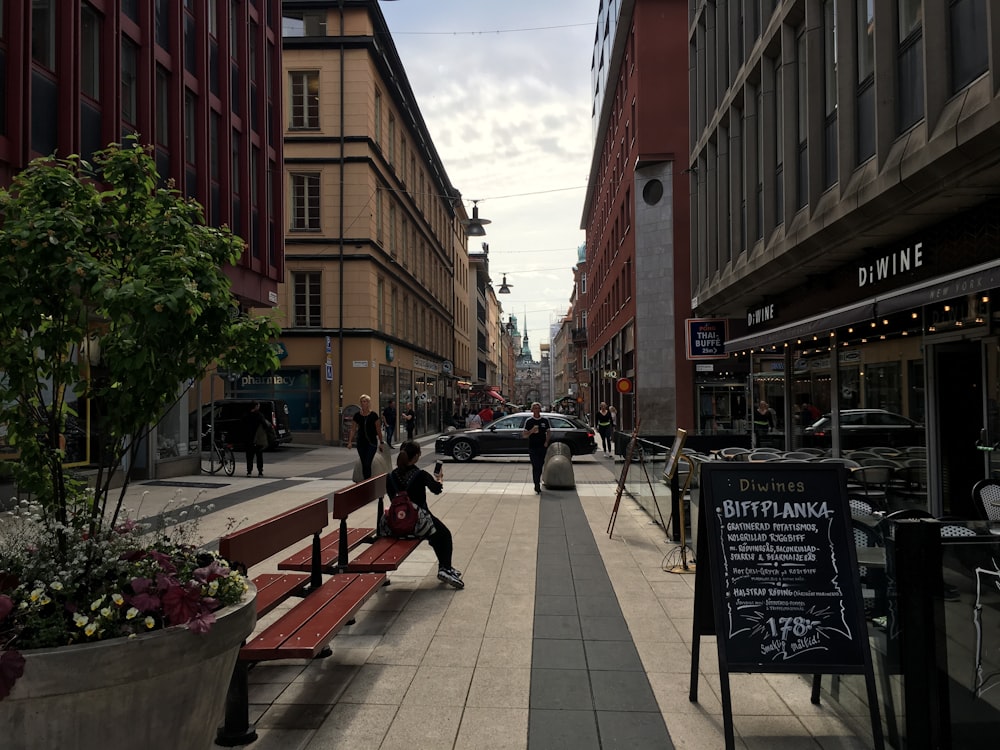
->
xmin=0 ymin=0 xmax=283 ymax=474
xmin=581 ymin=0 xmax=692 ymax=437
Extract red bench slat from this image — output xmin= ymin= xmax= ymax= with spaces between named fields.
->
xmin=276 ymin=527 xmax=376 ymax=572
xmin=240 ymin=573 xmax=386 ymax=660
xmin=219 ymin=497 xmax=329 ymax=570
xmin=249 ymin=573 xmax=310 ymax=618
xmin=332 ymin=474 xmax=387 ymax=519
xmin=346 ymin=538 xmax=422 ymax=572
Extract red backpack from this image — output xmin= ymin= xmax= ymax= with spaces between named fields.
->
xmin=384 ymin=469 xmax=420 ymax=537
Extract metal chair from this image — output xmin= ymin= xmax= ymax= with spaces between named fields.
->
xmin=848 ymin=466 xmax=892 ymax=510
xmin=971 ymin=479 xmax=1000 ymax=522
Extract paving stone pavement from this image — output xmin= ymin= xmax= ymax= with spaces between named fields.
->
xmin=120 ymin=439 xmax=877 ymax=749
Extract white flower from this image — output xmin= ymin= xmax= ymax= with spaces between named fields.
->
xmin=84 ymin=622 xmax=98 ymax=637
xmin=111 ymin=593 xmax=124 ymax=606
xmin=50 ymin=581 xmax=64 ymax=591
xmin=126 ymin=607 xmax=139 ymax=620
xmin=100 ymin=607 xmax=112 ymax=618
xmin=90 ymin=597 xmax=104 ymax=611
xmin=144 ymin=616 xmax=155 ymax=629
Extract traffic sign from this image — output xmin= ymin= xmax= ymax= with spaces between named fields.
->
xmin=615 ymin=377 xmax=633 ymax=394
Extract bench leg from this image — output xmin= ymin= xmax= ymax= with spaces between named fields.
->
xmin=215 ymin=661 xmax=258 ymax=747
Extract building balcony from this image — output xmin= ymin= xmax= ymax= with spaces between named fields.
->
xmin=571 ymin=327 xmax=587 ymax=344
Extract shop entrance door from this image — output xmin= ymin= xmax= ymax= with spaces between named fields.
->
xmin=933 ymin=341 xmax=983 ymax=518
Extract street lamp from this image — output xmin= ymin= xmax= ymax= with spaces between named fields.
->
xmin=463 ymin=200 xmax=491 ymax=237
xmin=498 ymin=273 xmax=513 ymax=294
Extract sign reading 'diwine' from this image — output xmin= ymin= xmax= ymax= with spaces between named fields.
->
xmin=689 ymin=462 xmax=883 ymax=750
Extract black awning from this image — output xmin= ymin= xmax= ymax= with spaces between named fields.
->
xmin=725 ymin=302 xmax=875 ymax=353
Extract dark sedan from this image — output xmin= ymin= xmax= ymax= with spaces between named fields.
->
xmin=435 ymin=411 xmax=598 ymax=462
xmin=802 ymin=408 xmax=925 ymax=450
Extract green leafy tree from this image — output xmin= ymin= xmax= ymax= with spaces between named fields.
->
xmin=0 ymin=140 xmax=279 ymax=549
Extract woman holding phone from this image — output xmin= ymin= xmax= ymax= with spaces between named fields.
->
xmin=386 ymin=441 xmax=464 ymax=589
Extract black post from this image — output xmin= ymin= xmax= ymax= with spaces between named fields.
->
xmin=895 ymin=520 xmax=950 ymax=749
xmin=215 ymin=661 xmax=257 ymax=746
xmin=670 ymin=470 xmax=681 ymax=542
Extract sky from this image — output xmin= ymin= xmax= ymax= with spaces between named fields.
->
xmin=378 ymin=0 xmax=595 ymax=359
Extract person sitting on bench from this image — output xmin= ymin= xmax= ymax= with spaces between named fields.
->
xmin=387 ymin=441 xmax=464 ymax=589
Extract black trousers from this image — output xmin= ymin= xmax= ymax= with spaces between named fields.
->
xmin=529 ymin=446 xmax=546 ymax=490
xmin=426 ymin=513 xmax=453 ymax=569
xmin=245 ymin=446 xmax=263 ymax=474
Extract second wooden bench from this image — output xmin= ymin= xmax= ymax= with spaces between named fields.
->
xmin=215 ymin=495 xmax=385 ymax=746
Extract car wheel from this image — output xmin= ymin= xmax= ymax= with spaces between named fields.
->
xmin=451 ymin=439 xmax=474 ymax=462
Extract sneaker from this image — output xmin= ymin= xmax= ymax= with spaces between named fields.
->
xmin=437 ymin=568 xmax=464 ymax=589
xmin=258 ymin=471 xmax=263 ymax=477
xmin=246 ymin=471 xmax=252 ymax=477
xmin=445 ymin=566 xmax=462 ymax=578
xmin=534 ymin=485 xmax=541 ymax=494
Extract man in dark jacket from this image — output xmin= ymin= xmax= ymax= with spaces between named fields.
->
xmin=242 ymin=401 xmax=272 ymax=477
xmin=382 ymin=399 xmax=397 ymax=448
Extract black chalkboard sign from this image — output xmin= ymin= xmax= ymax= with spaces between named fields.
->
xmin=689 ymin=462 xmax=884 ymax=750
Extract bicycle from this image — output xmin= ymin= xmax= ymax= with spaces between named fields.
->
xmin=201 ymin=430 xmax=236 ymax=476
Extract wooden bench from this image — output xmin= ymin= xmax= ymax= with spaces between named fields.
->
xmin=215 ymin=496 xmax=386 ymax=747
xmin=332 ymin=474 xmax=423 ymax=573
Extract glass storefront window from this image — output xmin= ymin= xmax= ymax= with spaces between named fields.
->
xmin=378 ymin=364 xmax=396 ymax=425
xmin=231 ymin=368 xmax=320 ymax=433
xmin=157 ymin=389 xmax=190 ymax=460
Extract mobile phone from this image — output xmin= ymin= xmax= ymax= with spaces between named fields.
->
xmin=433 ymin=460 xmax=443 ymax=474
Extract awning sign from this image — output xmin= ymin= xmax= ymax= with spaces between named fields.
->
xmin=686 ymin=318 xmax=729 ymax=359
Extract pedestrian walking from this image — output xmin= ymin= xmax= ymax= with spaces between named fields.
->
xmin=522 ymin=401 xmax=550 ymax=494
xmin=387 ymin=441 xmax=463 ymax=588
xmin=346 ymin=394 xmax=383 ymax=479
xmin=402 ymin=401 xmax=416 ymax=441
xmin=596 ymin=401 xmax=613 ymax=457
xmin=241 ymin=401 xmax=272 ymax=477
xmin=382 ymin=398 xmax=397 ymax=448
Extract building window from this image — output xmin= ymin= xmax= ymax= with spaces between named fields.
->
xmin=281 ymin=9 xmax=327 ymax=37
xmin=388 ymin=115 xmax=396 ymax=164
xmin=292 ymin=272 xmax=321 ymax=327
xmin=374 ymin=88 xmax=382 ymax=144
xmin=950 ymin=0 xmax=987 ymax=92
xmin=81 ymin=6 xmax=100 ymax=101
xmin=773 ymin=59 xmax=783 ymax=226
xmin=31 ymin=0 xmax=55 ymax=69
xmin=121 ymin=37 xmax=138 ymax=126
xmin=290 ymin=172 xmax=321 ymax=231
xmin=184 ymin=91 xmax=196 ymax=162
xmin=796 ymin=25 xmax=808 ymax=210
xmin=581 ymin=273 xmax=587 ymax=294
xmin=155 ymin=0 xmax=170 ymax=48
xmin=156 ymin=68 xmax=170 ymax=145
xmin=896 ymin=0 xmax=924 ymax=132
xmin=375 ymin=188 xmax=383 ymax=242
xmin=289 ymin=71 xmax=319 ymax=129
xmin=377 ymin=278 xmax=385 ymax=331
xmin=856 ymin=0 xmax=876 ymax=163
xmin=823 ymin=0 xmax=838 ymax=188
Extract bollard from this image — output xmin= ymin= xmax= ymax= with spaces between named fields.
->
xmin=542 ymin=442 xmax=575 ymax=489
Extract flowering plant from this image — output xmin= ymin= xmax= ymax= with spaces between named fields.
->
xmin=0 ymin=493 xmax=249 ymax=699
xmin=0 ymin=141 xmax=277 ymax=701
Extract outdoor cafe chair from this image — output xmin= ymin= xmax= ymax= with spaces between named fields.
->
xmin=972 ymin=479 xmax=1000 ymax=522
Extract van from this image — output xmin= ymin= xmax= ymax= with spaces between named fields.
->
xmin=192 ymin=399 xmax=293 ymax=450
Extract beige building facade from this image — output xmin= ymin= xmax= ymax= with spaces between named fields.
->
xmin=261 ymin=2 xmax=470 ymax=443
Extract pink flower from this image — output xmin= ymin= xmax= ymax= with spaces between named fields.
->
xmin=161 ymin=581 xmax=204 ymax=625
xmin=186 ymin=610 xmax=217 ymax=634
xmin=193 ymin=561 xmax=229 ymax=583
xmin=0 ymin=650 xmax=26 ymax=700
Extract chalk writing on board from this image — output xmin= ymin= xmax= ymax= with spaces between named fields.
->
xmin=715 ymin=492 xmax=853 ymax=662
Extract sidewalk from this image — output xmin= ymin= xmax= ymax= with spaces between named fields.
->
xmin=124 ymin=441 xmax=874 ymax=749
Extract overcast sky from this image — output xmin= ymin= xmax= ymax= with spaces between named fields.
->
xmin=379 ymin=1 xmax=595 ymax=359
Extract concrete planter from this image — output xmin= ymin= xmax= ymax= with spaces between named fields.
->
xmin=0 ymin=584 xmax=256 ymax=750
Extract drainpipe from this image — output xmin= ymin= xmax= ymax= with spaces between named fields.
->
xmin=337 ymin=0 xmax=346 ymax=444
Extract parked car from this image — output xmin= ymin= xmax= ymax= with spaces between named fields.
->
xmin=191 ymin=399 xmax=293 ymax=450
xmin=435 ymin=411 xmax=597 ymax=462
xmin=802 ymin=408 xmax=925 ymax=449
